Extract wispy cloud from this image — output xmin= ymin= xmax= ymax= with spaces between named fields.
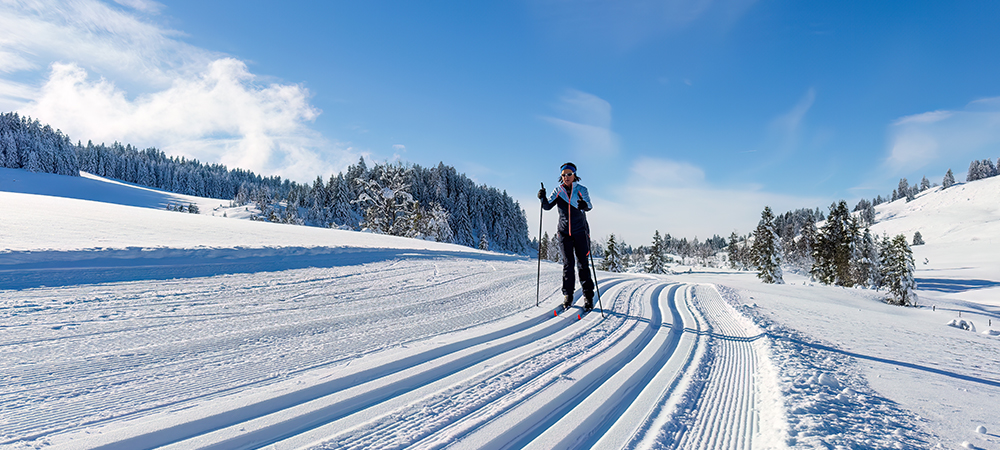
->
xmin=768 ymin=87 xmax=815 ymax=154
xmin=542 ymin=89 xmax=619 ymax=158
xmin=883 ymin=97 xmax=1000 ymax=176
xmin=0 ymin=0 xmax=358 ymax=182
xmin=527 ymin=0 xmax=758 ymax=49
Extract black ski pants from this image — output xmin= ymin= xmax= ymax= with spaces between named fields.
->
xmin=559 ymin=231 xmax=594 ymax=297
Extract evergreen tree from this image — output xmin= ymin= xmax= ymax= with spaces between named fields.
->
xmin=645 ymin=230 xmax=667 ymax=274
xmin=752 ymin=206 xmax=784 ymax=284
xmin=795 ymin=216 xmax=817 ymax=269
xmin=943 ymin=168 xmax=955 ymax=189
xmin=600 ymin=234 xmax=625 ymax=273
xmin=919 ymin=176 xmax=931 ymax=192
xmin=547 ymin=232 xmax=562 ymax=263
xmin=881 ymin=234 xmax=918 ymax=306
xmin=898 ymin=178 xmax=915 ymax=202
xmin=912 ymin=231 xmax=925 ymax=246
xmin=539 ymin=232 xmax=550 ymax=260
xmin=812 ymin=200 xmax=858 ymax=286
xmin=853 ymin=227 xmax=878 ymax=288
xmin=727 ymin=231 xmax=743 ymax=270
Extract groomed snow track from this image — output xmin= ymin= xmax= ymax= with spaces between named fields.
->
xmin=0 ymin=256 xmax=782 ymax=449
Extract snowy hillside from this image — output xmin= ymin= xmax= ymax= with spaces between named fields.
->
xmin=2 ymin=168 xmax=999 ymax=449
xmin=871 ymin=177 xmax=1000 ymax=307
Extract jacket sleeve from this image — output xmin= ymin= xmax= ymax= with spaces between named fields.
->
xmin=541 ymin=188 xmax=559 ymax=211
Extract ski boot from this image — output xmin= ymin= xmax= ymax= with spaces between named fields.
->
xmin=583 ymin=292 xmax=594 ymax=312
xmin=563 ymin=294 xmax=573 ymax=310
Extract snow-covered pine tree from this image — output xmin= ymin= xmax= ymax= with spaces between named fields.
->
xmin=943 ymin=168 xmax=955 ymax=189
xmin=601 ymin=234 xmax=625 ymax=273
xmin=920 ymin=176 xmax=930 ymax=192
xmin=539 ymin=232 xmax=550 ymax=260
xmin=967 ymin=159 xmax=991 ymax=182
xmin=752 ymin=206 xmax=784 ymax=284
xmin=812 ymin=200 xmax=858 ymax=286
xmin=727 ymin=232 xmax=743 ymax=270
xmin=645 ymin=230 xmax=667 ymax=274
xmin=881 ymin=234 xmax=917 ymax=306
xmin=547 ymin=233 xmax=562 ymax=263
xmin=852 ymin=227 xmax=878 ymax=289
xmin=898 ymin=178 xmax=915 ymax=202
xmin=913 ymin=231 xmax=925 ymax=246
xmin=354 ymin=163 xmax=415 ymax=235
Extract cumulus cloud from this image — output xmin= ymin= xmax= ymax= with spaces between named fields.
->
xmin=19 ymin=60 xmax=353 ymax=181
xmin=0 ymin=0 xmax=359 ymax=182
xmin=884 ymin=97 xmax=1000 ymax=175
xmin=543 ymin=89 xmax=620 ymax=158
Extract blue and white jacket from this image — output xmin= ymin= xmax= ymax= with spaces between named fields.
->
xmin=541 ymin=182 xmax=592 ymax=237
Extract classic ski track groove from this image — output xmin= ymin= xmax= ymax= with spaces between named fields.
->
xmin=307 ymin=280 xmax=654 ymax=450
xmin=2 ymin=258 xmax=777 ymax=450
xmin=675 ymin=285 xmax=764 ymax=450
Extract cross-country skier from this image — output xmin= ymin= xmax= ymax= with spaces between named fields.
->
xmin=538 ymin=162 xmax=595 ymax=311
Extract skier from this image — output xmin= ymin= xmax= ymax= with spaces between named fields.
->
xmin=538 ymin=162 xmax=595 ymax=311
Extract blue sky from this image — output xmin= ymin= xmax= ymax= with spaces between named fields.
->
xmin=2 ymin=1 xmax=1000 ymax=245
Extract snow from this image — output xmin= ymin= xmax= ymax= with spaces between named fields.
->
xmin=2 ymin=167 xmax=1000 ymax=449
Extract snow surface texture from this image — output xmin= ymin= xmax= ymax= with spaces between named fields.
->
xmin=2 ymin=168 xmax=1000 ymax=449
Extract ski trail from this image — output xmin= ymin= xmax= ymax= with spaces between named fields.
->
xmin=175 ymin=277 xmax=639 ymax=450
xmin=4 ymin=256 xmax=788 ymax=450
xmin=671 ymin=284 xmax=780 ymax=450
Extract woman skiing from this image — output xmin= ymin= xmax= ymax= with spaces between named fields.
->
xmin=538 ymin=162 xmax=595 ymax=311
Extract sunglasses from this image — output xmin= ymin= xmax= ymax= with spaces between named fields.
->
xmin=561 ymin=173 xmax=575 ymax=177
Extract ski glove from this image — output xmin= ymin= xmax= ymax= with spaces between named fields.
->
xmin=577 ymin=199 xmax=588 ymax=210
xmin=538 ymin=188 xmax=546 ymax=200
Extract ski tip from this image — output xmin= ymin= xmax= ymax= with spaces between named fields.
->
xmin=577 ymin=314 xmax=581 ymax=320
xmin=554 ymin=310 xmax=558 ymax=317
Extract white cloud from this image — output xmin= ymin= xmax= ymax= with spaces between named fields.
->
xmin=19 ymin=60 xmax=353 ymax=182
xmin=883 ymin=98 xmax=1000 ymax=175
xmin=112 ymin=0 xmax=164 ymax=14
xmin=628 ymin=156 xmax=705 ymax=188
xmin=0 ymin=0 xmax=213 ymax=87
xmin=0 ymin=0 xmax=360 ymax=182
xmin=543 ymin=89 xmax=619 ymax=158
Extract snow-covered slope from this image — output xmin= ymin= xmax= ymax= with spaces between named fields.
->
xmin=2 ymin=168 xmax=999 ymax=449
xmin=871 ymin=177 xmax=1000 ymax=308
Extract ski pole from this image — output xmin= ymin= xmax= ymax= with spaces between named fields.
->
xmin=536 ymin=182 xmax=544 ymax=307
xmin=588 ymin=237 xmax=606 ymax=318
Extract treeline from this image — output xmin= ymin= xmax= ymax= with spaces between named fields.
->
xmin=0 ymin=112 xmax=530 ymax=254
xmin=742 ymin=202 xmax=917 ymax=305
xmin=0 ymin=112 xmax=80 ymax=175
xmin=537 ymin=229 xmax=728 ymax=274
xmin=254 ymin=159 xmax=530 ymax=253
